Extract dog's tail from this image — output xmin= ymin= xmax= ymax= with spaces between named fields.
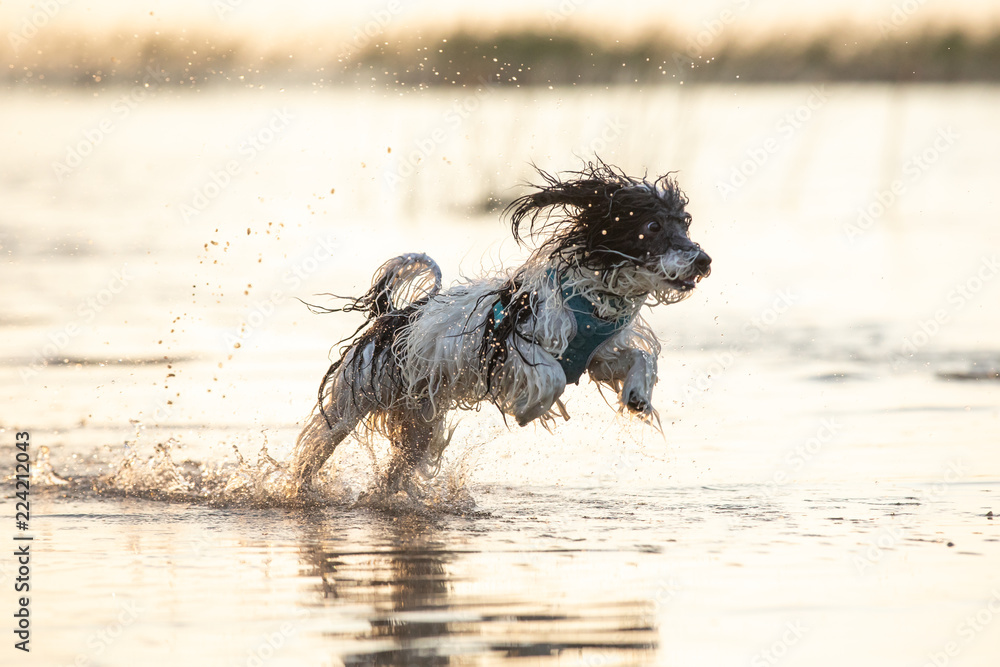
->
xmin=351 ymin=252 xmax=442 ymax=320
xmin=303 ymin=253 xmax=442 ymax=322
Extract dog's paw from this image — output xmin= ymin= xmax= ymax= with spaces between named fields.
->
xmin=623 ymin=389 xmax=651 ymax=414
xmin=513 ymin=387 xmax=566 ymax=427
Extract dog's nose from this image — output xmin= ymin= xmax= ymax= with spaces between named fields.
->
xmin=694 ymin=250 xmax=712 ymax=276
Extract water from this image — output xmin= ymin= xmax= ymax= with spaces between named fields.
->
xmin=3 ymin=83 xmax=999 ymax=666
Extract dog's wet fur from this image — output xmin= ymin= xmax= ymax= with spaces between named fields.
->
xmin=289 ymin=161 xmax=711 ymax=496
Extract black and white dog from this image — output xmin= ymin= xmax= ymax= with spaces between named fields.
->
xmin=289 ymin=162 xmax=711 ymax=495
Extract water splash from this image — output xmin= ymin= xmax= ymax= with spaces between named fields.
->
xmin=354 ymin=465 xmax=479 ymax=516
xmin=216 ymin=439 xmax=355 ymax=507
xmin=27 ymin=406 xmax=483 ymax=514
xmin=59 ymin=429 xmax=484 ymax=516
xmin=31 ymin=445 xmax=70 ymax=487
xmin=100 ymin=439 xmax=193 ymax=498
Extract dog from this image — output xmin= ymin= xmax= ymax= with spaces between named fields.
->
xmin=288 ymin=161 xmax=711 ymax=496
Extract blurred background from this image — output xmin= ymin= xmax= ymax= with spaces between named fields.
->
xmin=2 ymin=2 xmax=999 ymax=666
xmin=3 ymin=0 xmax=998 ymax=426
xmin=4 ymin=0 xmax=998 ymax=434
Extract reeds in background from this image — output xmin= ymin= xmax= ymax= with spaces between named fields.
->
xmin=5 ymin=22 xmax=1000 ymax=90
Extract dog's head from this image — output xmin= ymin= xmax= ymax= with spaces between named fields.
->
xmin=506 ymin=161 xmax=711 ymax=300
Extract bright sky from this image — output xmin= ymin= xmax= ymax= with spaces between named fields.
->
xmin=2 ymin=0 xmax=999 ymax=41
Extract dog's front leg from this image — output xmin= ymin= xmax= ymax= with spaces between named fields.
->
xmin=496 ymin=336 xmax=568 ymax=427
xmin=620 ymin=348 xmax=657 ymax=414
xmin=588 ymin=338 xmax=658 ymax=415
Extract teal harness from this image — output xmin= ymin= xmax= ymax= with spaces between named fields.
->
xmin=492 ymin=282 xmax=635 ymax=385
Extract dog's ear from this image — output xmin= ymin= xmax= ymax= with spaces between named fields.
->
xmin=505 ymin=167 xmax=623 ymax=246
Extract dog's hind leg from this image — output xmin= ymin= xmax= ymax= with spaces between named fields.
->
xmin=288 ymin=403 xmax=361 ymax=495
xmin=288 ymin=343 xmax=388 ymax=496
xmin=380 ymin=401 xmax=453 ymax=495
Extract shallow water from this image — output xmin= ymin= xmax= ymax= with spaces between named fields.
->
xmin=3 ymin=84 xmax=1000 ymax=665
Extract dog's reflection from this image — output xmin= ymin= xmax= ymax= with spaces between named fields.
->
xmin=297 ymin=515 xmax=658 ymax=666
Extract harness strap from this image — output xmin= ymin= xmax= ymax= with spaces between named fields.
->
xmin=493 ymin=283 xmax=634 ymax=385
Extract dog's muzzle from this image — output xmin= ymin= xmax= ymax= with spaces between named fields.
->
xmin=657 ymin=247 xmax=711 ymax=292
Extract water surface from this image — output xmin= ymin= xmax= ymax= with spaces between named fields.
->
xmin=3 ymin=84 xmax=999 ymax=666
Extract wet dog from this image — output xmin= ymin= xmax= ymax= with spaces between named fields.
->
xmin=289 ymin=161 xmax=711 ymax=495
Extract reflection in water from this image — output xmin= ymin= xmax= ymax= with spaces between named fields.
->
xmin=297 ymin=515 xmax=658 ymax=665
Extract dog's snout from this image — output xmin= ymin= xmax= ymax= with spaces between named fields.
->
xmin=694 ymin=250 xmax=712 ymax=276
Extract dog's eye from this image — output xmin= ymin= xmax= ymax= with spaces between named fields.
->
xmin=646 ymin=221 xmax=661 ymax=233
